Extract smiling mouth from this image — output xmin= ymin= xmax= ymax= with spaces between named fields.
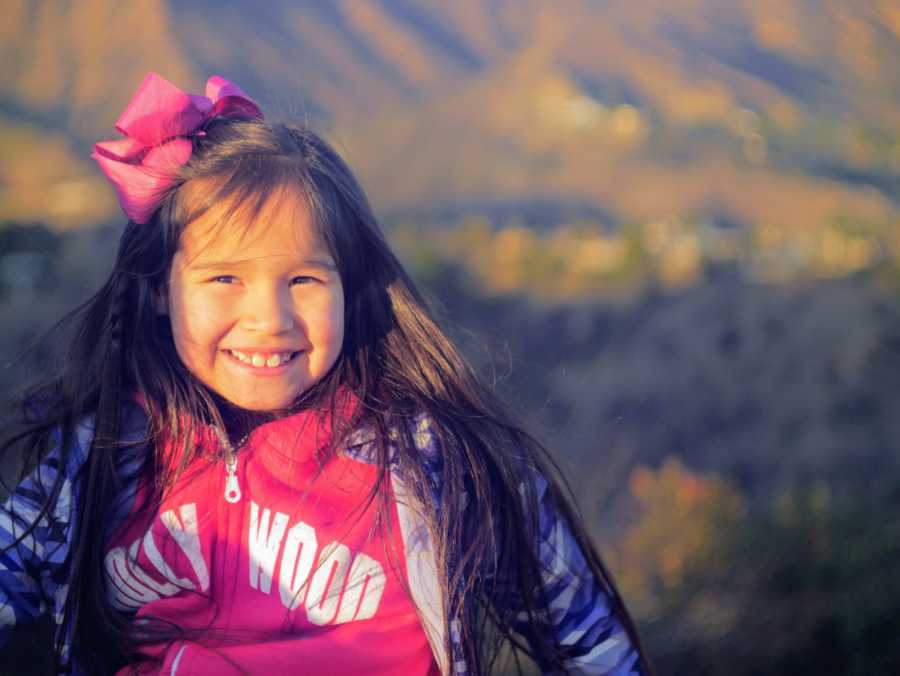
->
xmin=226 ymin=349 xmax=301 ymax=368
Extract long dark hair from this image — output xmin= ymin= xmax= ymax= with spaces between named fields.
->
xmin=2 ymin=117 xmax=651 ymax=673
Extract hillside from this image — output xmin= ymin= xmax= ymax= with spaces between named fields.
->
xmin=1 ymin=0 xmax=898 ymax=252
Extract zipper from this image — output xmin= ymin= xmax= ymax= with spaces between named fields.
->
xmin=224 ymin=452 xmax=241 ymax=503
xmin=215 ymin=428 xmax=249 ymax=504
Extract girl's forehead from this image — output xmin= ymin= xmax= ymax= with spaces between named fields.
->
xmin=178 ymin=184 xmax=324 ymax=257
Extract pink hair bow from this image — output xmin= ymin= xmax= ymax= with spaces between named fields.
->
xmin=92 ymin=72 xmax=263 ymax=224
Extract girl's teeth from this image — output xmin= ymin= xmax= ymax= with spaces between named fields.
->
xmin=231 ymin=350 xmax=293 ymax=368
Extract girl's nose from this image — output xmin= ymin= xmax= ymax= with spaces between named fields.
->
xmin=242 ymin=286 xmax=296 ymax=334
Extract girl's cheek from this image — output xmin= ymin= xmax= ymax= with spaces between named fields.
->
xmin=299 ymin=287 xmax=344 ymax=324
xmin=169 ymin=292 xmax=228 ymax=349
xmin=185 ymin=288 xmax=235 ymax=325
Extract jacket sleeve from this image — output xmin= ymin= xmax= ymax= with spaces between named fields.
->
xmin=404 ymin=413 xmax=644 ymax=675
xmin=0 ymin=423 xmax=89 ymax=646
xmin=515 ymin=472 xmax=644 ymax=675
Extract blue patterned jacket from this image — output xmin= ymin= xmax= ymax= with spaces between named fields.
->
xmin=0 ymin=409 xmax=642 ymax=675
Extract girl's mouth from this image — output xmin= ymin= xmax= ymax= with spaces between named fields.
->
xmin=225 ymin=349 xmax=300 ymax=368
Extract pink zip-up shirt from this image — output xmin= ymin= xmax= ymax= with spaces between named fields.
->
xmin=104 ymin=411 xmax=439 ymax=675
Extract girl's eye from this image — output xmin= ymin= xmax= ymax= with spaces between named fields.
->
xmin=290 ymin=275 xmax=319 ymax=285
xmin=212 ymin=275 xmax=238 ymax=284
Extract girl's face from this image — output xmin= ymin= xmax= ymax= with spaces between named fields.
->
xmin=164 ymin=187 xmax=345 ymax=412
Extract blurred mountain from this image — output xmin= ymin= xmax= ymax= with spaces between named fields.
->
xmin=2 ymin=0 xmax=899 ymax=237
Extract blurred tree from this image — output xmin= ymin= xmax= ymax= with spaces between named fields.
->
xmin=613 ymin=457 xmax=745 ymax=619
xmin=0 ymin=222 xmax=60 ymax=297
xmin=612 ymin=460 xmax=900 ymax=675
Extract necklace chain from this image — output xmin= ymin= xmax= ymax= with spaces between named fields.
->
xmin=214 ymin=428 xmax=251 ymax=457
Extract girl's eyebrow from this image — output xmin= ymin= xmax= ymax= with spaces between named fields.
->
xmin=187 ymin=257 xmax=337 ymax=272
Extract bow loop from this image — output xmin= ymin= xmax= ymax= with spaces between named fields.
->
xmin=205 ymin=75 xmax=253 ymax=103
xmin=92 ymin=71 xmax=263 ymax=224
xmin=209 ymin=96 xmax=264 ymax=121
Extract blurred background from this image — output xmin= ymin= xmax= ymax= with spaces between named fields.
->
xmin=2 ymin=1 xmax=900 ymax=673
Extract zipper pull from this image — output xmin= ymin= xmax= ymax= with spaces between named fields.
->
xmin=214 ymin=425 xmax=246 ymax=504
xmin=224 ymin=453 xmax=241 ymax=504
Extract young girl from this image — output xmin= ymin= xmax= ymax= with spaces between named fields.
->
xmin=0 ymin=73 xmax=650 ymax=675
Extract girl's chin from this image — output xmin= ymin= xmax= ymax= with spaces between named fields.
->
xmin=211 ymin=378 xmax=309 ymax=413
xmin=222 ymin=388 xmax=306 ymax=413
